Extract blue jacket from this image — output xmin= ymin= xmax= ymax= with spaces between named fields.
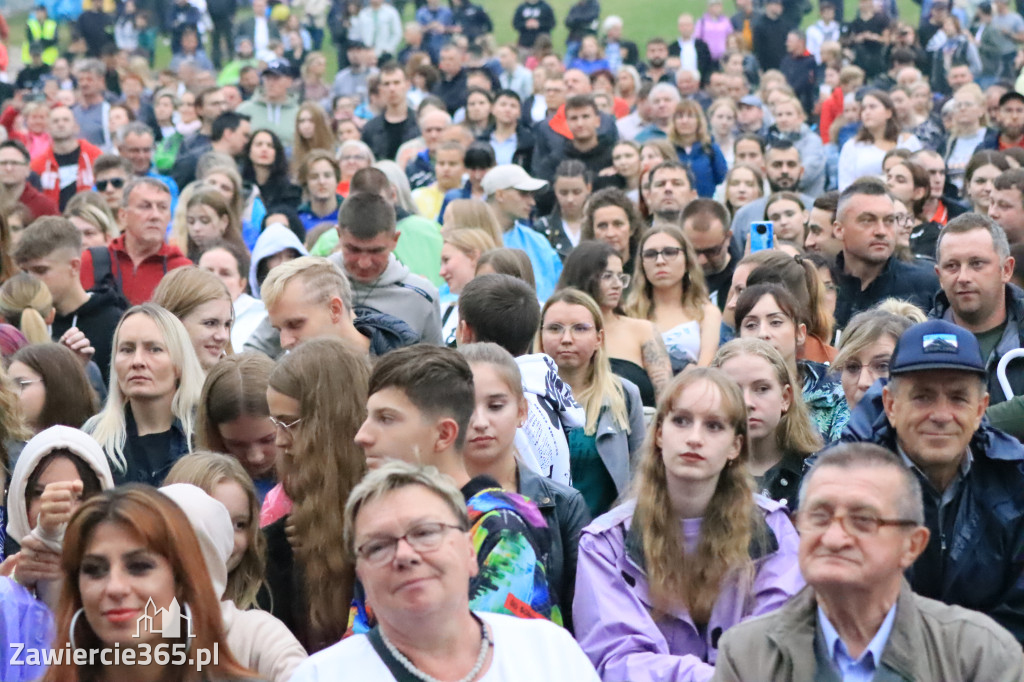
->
xmin=504 ymin=221 xmax=563 ymax=301
xmin=674 ymin=141 xmax=727 ymax=198
xmin=840 ymin=381 xmax=1024 ymax=644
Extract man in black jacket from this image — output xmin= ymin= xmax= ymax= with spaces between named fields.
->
xmin=362 ymin=63 xmax=420 ymax=161
xmin=433 ymin=44 xmax=468 ymax=115
xmin=752 ymin=0 xmax=794 ymax=71
xmin=534 ymin=94 xmax=612 ymax=182
xmin=512 ymin=0 xmax=556 ymax=50
xmin=780 ymin=29 xmax=818 ymax=119
xmin=668 ymin=14 xmax=713 ymax=87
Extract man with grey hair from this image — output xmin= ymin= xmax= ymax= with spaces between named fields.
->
xmin=71 ymin=58 xmax=111 ymax=149
xmin=836 ymin=318 xmax=1024 ymax=645
xmin=635 ymin=83 xmax=680 ymax=142
xmin=714 ymin=442 xmax=1023 ymax=680
xmin=930 ymin=213 xmax=1024 ymax=408
xmin=116 ymin=122 xmax=179 ymax=214
xmin=78 ymin=177 xmax=191 ymax=304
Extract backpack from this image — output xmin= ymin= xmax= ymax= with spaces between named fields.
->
xmin=86 ymin=246 xmax=131 ymax=310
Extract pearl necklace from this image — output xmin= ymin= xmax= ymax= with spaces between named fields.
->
xmin=379 ymin=617 xmax=492 ymax=682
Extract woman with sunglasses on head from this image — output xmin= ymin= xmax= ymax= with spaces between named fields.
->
xmin=574 ymin=368 xmax=803 ymax=681
xmin=735 ymin=283 xmax=849 ymax=443
xmin=626 ymin=226 xmax=722 ymax=372
xmin=558 ymin=241 xmax=672 ymax=407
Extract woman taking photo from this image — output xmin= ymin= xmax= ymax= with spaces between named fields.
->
xmin=713 ymin=339 xmax=822 ymax=507
xmin=175 ymin=187 xmax=248 ymax=263
xmin=242 ymin=129 xmax=302 ymax=211
xmin=574 ymin=368 xmax=802 ymax=681
xmin=580 ymin=187 xmax=642 ymax=276
xmin=196 ymin=352 xmax=280 ymax=503
xmin=84 ymin=304 xmax=205 ymax=487
xmin=152 ymin=266 xmax=234 ymax=373
xmin=668 ymin=99 xmax=727 ymax=198
xmin=535 ymin=160 xmax=591 ymax=259
xmin=538 ymin=289 xmax=645 ymax=516
xmin=734 ymin=283 xmax=849 ymax=442
xmin=8 ymin=344 xmax=99 ymax=435
xmin=964 ymin=150 xmax=1010 ymax=215
xmin=558 ymin=241 xmax=672 ymax=407
xmin=439 ymin=227 xmax=497 ymax=347
xmin=265 ymin=336 xmax=369 ymax=651
xmin=198 ymin=240 xmax=267 ymax=353
xmin=626 ymin=226 xmax=722 ymax=371
xmin=42 ymin=486 xmax=259 ymax=682
xmin=838 ymin=90 xmax=922 ymax=191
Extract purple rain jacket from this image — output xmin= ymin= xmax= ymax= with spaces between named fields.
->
xmin=573 ymin=496 xmax=804 ymax=682
xmin=0 ymin=577 xmax=53 ymax=682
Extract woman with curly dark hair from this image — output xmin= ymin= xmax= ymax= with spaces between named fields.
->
xmin=241 ymin=129 xmax=302 ymax=211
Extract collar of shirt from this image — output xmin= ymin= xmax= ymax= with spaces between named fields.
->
xmin=897 ymin=444 xmax=972 ymax=508
xmin=818 ymin=601 xmax=897 ymax=680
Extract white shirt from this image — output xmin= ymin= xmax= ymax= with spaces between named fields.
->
xmin=253 ymin=16 xmax=269 ymax=52
xmin=677 ymin=38 xmax=698 ymax=72
xmin=289 ymin=612 xmax=601 ymax=682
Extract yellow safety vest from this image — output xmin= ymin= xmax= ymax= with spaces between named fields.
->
xmin=22 ymin=18 xmax=59 ymax=66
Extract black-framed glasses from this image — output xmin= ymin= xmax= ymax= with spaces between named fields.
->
xmin=694 ymin=240 xmax=727 ymax=260
xmin=839 ymin=360 xmax=891 ymax=378
xmin=641 ymin=246 xmax=683 ymax=262
xmin=797 ymin=508 xmax=918 ymax=537
xmin=355 ymin=522 xmax=464 ymax=565
xmin=96 ymin=178 xmax=126 ymax=191
xmin=600 ymin=271 xmax=631 ymax=287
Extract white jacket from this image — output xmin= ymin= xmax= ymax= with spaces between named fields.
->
xmin=350 ymin=4 xmax=402 ymax=57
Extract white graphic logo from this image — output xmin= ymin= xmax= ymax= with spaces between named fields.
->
xmin=133 ymin=598 xmax=195 ymax=639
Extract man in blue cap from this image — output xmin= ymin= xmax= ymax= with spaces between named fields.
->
xmin=840 ymin=318 xmax=1024 ymax=643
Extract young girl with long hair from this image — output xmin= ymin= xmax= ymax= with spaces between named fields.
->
xmin=291 ymin=102 xmax=335 ymax=179
xmin=8 ymin=344 xmax=99 ymax=434
xmin=539 ymin=289 xmax=646 ymax=516
xmin=534 ymin=160 xmax=591 ymax=259
xmin=722 ymin=164 xmax=764 ymax=219
xmin=668 ymin=99 xmax=727 ymax=197
xmin=626 ymin=225 xmax=722 ymax=370
xmin=734 ymin=283 xmax=849 ymax=442
xmin=558 ymin=241 xmax=672 ymax=406
xmin=838 ymin=90 xmax=923 ymax=190
xmin=713 ymin=339 xmax=822 ymax=507
xmin=152 ymin=266 xmax=234 ymax=372
xmin=265 ymin=337 xmax=369 ymax=651
xmin=0 ymin=272 xmax=53 ymax=344
xmin=573 ymin=369 xmax=803 ymax=680
xmin=964 ymin=150 xmax=1010 ymax=215
xmin=176 ymin=187 xmax=248 ymax=262
xmin=242 ymin=129 xmax=302 ymax=210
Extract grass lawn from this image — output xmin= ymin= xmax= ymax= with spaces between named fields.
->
xmin=6 ymin=0 xmax=927 ymax=76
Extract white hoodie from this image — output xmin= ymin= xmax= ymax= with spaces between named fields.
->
xmin=160 ymin=484 xmax=307 ymax=682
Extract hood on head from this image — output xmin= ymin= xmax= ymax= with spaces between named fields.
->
xmin=249 ymin=223 xmax=310 ymax=299
xmin=7 ymin=426 xmax=115 ymax=544
xmin=159 ymin=483 xmax=233 ymax=599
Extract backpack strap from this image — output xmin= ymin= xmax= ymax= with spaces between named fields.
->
xmin=88 ymin=245 xmax=114 ymax=292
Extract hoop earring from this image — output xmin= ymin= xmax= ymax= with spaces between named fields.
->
xmin=69 ymin=607 xmax=85 ymax=650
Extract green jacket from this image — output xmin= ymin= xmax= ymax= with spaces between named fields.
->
xmin=236 ymin=92 xmax=299 ymax=148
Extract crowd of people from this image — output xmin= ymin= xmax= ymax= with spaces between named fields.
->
xmin=3 ymin=0 xmax=1024 ymax=678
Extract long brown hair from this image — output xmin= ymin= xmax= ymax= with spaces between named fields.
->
xmin=43 ymin=486 xmax=256 ymax=682
xmin=631 ymin=368 xmax=760 ymax=623
xmin=668 ymin=99 xmax=713 ymax=152
xmin=291 ymin=102 xmax=336 ymax=178
xmin=196 ymin=352 xmax=275 ymax=453
xmin=625 ymin=225 xmax=710 ymax=322
xmin=11 ymin=343 xmax=99 ymax=432
xmin=268 ymin=337 xmax=369 ymax=651
xmin=855 ymin=90 xmax=900 ymax=144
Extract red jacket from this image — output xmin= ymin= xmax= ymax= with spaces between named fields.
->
xmin=19 ymin=183 xmax=59 ymax=219
xmin=819 ymin=86 xmax=843 ymax=144
xmin=79 ymin=235 xmax=192 ymax=306
xmin=30 ymin=139 xmax=102 ymax=208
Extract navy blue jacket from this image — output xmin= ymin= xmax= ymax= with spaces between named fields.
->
xmin=834 ymin=252 xmax=940 ymax=329
xmin=840 ymin=382 xmax=1024 ymax=643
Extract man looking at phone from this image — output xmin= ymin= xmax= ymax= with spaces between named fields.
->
xmin=833 ymin=179 xmax=940 ymax=328
xmin=682 ymin=198 xmax=741 ymax=312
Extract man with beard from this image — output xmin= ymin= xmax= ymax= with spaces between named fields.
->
xmin=730 ymin=140 xmax=814 ymax=244
xmin=640 ymin=37 xmax=673 ymax=84
xmin=647 ymin=161 xmax=697 ymax=224
xmin=833 ymin=179 xmax=939 ymax=328
xmin=979 ymin=90 xmax=1024 ymax=151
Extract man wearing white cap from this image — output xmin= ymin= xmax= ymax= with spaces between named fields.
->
xmin=483 ymin=164 xmax=562 ymax=301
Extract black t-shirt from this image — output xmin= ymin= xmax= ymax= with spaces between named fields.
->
xmin=847 ymin=13 xmax=891 ymax=76
xmin=383 ymin=118 xmax=407 ymax=161
xmin=705 ymin=238 xmax=743 ymax=312
xmin=54 ymin=148 xmax=80 ymax=210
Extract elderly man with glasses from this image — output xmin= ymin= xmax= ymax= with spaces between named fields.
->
xmin=713 ymin=442 xmax=1023 ymax=680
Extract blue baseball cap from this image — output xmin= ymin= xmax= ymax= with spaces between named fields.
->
xmin=889 ymin=319 xmax=986 ymax=376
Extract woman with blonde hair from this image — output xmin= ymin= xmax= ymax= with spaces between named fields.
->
xmin=152 ymin=266 xmax=234 ymax=372
xmin=442 ymin=198 xmax=504 ymax=244
xmin=83 ymin=303 xmax=205 ymax=487
xmin=626 ymin=225 xmax=722 ymax=370
xmin=713 ymin=338 xmax=822 ymax=506
xmin=668 ymin=99 xmax=727 ymax=197
xmin=63 ymin=194 xmax=119 ymax=248
xmin=265 ymin=336 xmax=369 ymax=651
xmin=0 ymin=272 xmax=54 ymax=344
xmin=767 ymin=94 xmax=825 ymax=195
xmin=299 ymin=52 xmax=331 ymax=109
xmin=475 ymin=248 xmax=536 ymax=289
xmin=539 ymin=288 xmax=645 ymax=516
xmin=199 ymin=162 xmax=266 ymax=251
xmin=440 ymin=227 xmax=498 ymax=346
xmin=707 ymin=98 xmax=739 ymax=167
xmin=574 ymin=368 xmax=803 ymax=680
xmin=722 ymin=164 xmax=764 ymax=218
xmin=291 ymin=101 xmax=335 ymax=180
xmin=373 ymin=159 xmax=419 ymax=214
xmin=833 ymin=308 xmax=917 ymax=410
xmin=175 ymin=187 xmax=247 ymax=262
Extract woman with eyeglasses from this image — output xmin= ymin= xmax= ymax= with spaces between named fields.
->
xmin=833 ymin=308 xmax=919 ymax=410
xmin=557 ymin=241 xmax=672 ymax=407
xmin=538 ymin=289 xmax=645 ymax=518
xmin=265 ymin=337 xmax=369 ymax=652
xmin=626 ymin=226 xmax=721 ymax=372
xmin=335 ymin=140 xmax=375 ymax=198
xmin=8 ymin=344 xmax=99 ymax=435
xmin=943 ymin=85 xmax=987 ymax=192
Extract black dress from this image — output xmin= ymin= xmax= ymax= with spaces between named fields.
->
xmin=609 ymin=357 xmax=656 ymax=408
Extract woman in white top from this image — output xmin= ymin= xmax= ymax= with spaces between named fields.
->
xmin=838 ymin=89 xmax=922 ymax=191
xmin=625 ymin=225 xmax=721 ymax=372
xmin=943 ymin=84 xmax=987 ymax=191
xmin=198 ymin=240 xmax=267 ymax=353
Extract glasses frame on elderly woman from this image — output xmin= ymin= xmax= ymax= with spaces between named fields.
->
xmin=355 ymin=521 xmax=467 ymax=566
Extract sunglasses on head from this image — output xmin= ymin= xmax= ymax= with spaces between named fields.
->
xmin=96 ymin=178 xmax=126 ymax=191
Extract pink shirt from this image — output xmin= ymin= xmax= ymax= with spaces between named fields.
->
xmin=695 ymin=14 xmax=734 ymax=60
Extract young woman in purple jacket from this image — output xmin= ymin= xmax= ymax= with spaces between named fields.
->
xmin=573 ymin=368 xmax=804 ymax=682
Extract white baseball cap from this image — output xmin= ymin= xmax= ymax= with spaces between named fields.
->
xmin=482 ymin=164 xmax=548 ymax=197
